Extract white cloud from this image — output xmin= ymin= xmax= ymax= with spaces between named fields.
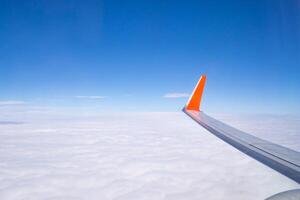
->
xmin=163 ymin=93 xmax=189 ymax=98
xmin=0 ymin=112 xmax=298 ymax=199
xmin=75 ymin=96 xmax=107 ymax=99
xmin=0 ymin=100 xmax=25 ymax=106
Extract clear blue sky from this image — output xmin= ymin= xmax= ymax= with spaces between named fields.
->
xmin=0 ymin=0 xmax=299 ymax=113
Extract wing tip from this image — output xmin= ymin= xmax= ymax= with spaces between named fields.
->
xmin=185 ymin=75 xmax=206 ymax=111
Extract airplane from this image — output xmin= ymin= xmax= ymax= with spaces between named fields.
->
xmin=182 ymin=75 xmax=300 ymax=199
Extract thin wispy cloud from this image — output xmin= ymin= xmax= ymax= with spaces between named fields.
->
xmin=75 ymin=96 xmax=107 ymax=100
xmin=0 ymin=100 xmax=25 ymax=106
xmin=163 ymin=93 xmax=189 ymax=98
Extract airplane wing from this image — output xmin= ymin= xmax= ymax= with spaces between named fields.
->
xmin=182 ymin=75 xmax=300 ymax=184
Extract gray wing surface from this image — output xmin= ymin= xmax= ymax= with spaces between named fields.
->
xmin=183 ymin=109 xmax=300 ymax=183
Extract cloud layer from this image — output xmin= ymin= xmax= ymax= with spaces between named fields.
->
xmin=0 ymin=112 xmax=299 ymax=200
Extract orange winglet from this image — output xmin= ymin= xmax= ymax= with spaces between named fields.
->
xmin=185 ymin=75 xmax=206 ymax=111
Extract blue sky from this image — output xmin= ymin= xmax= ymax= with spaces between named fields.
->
xmin=0 ymin=0 xmax=299 ymax=113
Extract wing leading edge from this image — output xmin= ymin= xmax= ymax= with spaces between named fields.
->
xmin=182 ymin=75 xmax=300 ymax=183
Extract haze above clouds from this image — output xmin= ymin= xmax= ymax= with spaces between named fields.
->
xmin=0 ymin=110 xmax=299 ymax=200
